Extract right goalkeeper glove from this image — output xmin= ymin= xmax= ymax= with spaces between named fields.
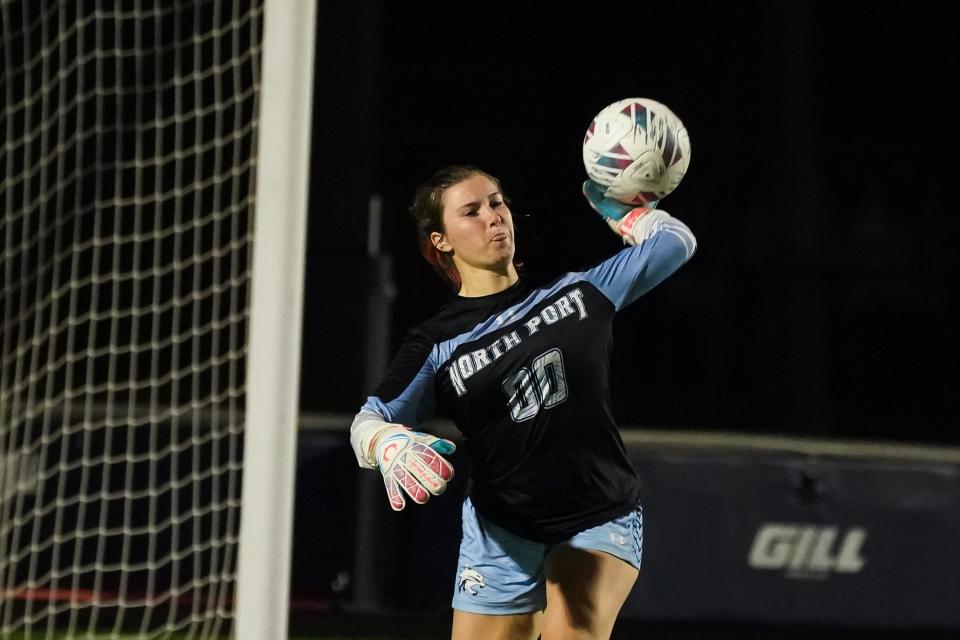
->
xmin=370 ymin=425 xmax=456 ymax=511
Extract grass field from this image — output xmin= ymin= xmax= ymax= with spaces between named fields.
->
xmin=5 ymin=616 xmax=959 ymax=640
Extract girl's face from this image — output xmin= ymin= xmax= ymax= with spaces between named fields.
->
xmin=433 ymin=174 xmax=515 ymax=275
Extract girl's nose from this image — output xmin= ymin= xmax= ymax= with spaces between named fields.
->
xmin=484 ymin=206 xmax=503 ymax=224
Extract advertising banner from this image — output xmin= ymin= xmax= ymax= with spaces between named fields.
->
xmin=625 ymin=446 xmax=960 ymax=627
xmin=295 ymin=428 xmax=960 ymax=628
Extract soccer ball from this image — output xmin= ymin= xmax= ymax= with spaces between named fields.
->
xmin=582 ymin=97 xmax=691 ymax=206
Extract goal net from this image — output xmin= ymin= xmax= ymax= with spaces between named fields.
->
xmin=1 ymin=2 xmax=266 ymax=637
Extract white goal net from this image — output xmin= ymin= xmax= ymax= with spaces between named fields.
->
xmin=1 ymin=2 xmax=266 ymax=637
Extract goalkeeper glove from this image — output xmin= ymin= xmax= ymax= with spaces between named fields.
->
xmin=582 ymin=179 xmax=638 ymax=220
xmin=370 ymin=425 xmax=456 ymax=511
xmin=583 ymin=180 xmax=660 ymax=245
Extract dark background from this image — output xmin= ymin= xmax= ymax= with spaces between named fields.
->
xmin=303 ymin=1 xmax=959 ymax=444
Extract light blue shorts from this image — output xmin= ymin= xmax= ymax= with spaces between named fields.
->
xmin=451 ymin=497 xmax=644 ymax=614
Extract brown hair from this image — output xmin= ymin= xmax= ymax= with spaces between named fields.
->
xmin=408 ymin=165 xmax=504 ymax=291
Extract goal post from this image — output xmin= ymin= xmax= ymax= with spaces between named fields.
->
xmin=235 ymin=0 xmax=316 ymax=639
xmin=0 ymin=1 xmax=316 ymax=638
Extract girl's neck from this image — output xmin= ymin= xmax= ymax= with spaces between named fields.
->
xmin=457 ymin=263 xmax=519 ymax=298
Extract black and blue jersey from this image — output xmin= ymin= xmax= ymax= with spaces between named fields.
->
xmin=359 ymin=212 xmax=696 ymax=543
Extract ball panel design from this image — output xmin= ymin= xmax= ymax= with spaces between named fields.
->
xmin=583 ymin=98 xmax=690 ymax=206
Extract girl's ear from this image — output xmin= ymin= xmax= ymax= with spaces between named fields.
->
xmin=431 ymin=231 xmax=451 ymax=253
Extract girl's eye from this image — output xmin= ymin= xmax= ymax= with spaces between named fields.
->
xmin=464 ymin=209 xmax=478 ymax=216
xmin=490 ymin=200 xmax=504 ymax=208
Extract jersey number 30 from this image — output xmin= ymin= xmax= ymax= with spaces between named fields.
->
xmin=501 ymin=348 xmax=569 ymax=422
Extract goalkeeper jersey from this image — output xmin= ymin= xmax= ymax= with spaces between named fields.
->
xmin=361 ymin=212 xmax=696 ymax=543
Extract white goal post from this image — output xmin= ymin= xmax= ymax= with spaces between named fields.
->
xmin=236 ymin=0 xmax=316 ymax=639
xmin=0 ymin=1 xmax=315 ymax=638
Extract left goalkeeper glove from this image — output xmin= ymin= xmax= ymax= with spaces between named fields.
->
xmin=582 ymin=179 xmax=636 ymax=220
xmin=583 ymin=180 xmax=660 ymax=244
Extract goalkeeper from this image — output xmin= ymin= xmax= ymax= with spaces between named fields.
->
xmin=350 ymin=165 xmax=695 ymax=640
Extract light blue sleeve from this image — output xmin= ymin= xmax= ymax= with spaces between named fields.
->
xmin=360 ymin=364 xmax=436 ymax=427
xmin=350 ymin=343 xmax=438 ymax=468
xmin=580 ymin=212 xmax=696 ymax=311
xmin=359 ymin=337 xmax=439 ymax=427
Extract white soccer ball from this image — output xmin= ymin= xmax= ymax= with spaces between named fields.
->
xmin=582 ymin=97 xmax=691 ymax=206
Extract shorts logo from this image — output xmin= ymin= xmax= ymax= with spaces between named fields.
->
xmin=609 ymin=532 xmax=628 ymax=546
xmin=457 ymin=567 xmax=486 ymax=595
